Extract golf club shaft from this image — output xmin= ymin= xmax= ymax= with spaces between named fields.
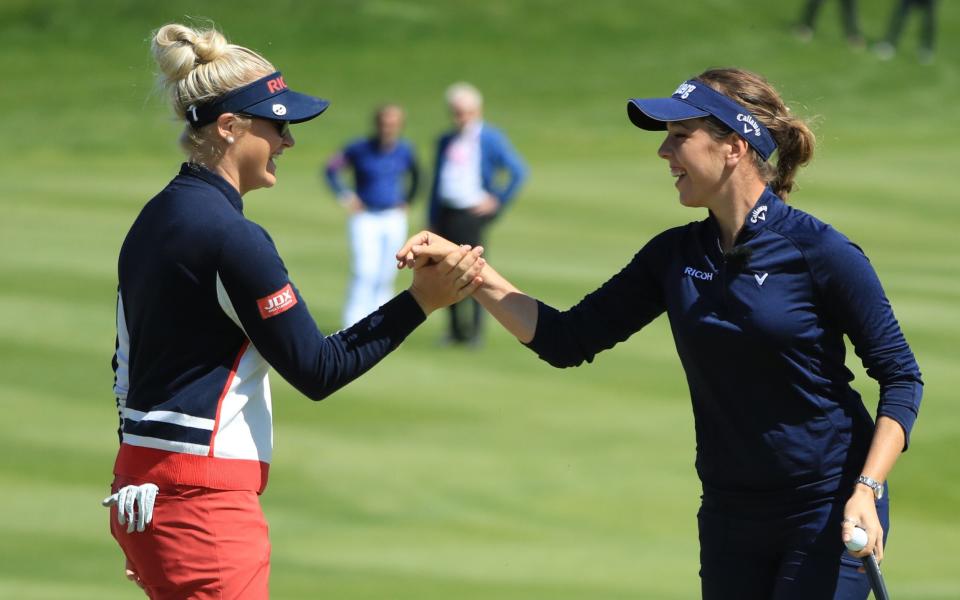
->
xmin=862 ymin=553 xmax=890 ymax=600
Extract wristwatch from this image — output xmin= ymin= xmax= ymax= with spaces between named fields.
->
xmin=856 ymin=475 xmax=884 ymax=500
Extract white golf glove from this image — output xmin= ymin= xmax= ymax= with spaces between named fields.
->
xmin=102 ymin=483 xmax=159 ymax=533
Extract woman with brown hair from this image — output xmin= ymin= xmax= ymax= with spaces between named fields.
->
xmin=401 ymin=68 xmax=922 ymax=598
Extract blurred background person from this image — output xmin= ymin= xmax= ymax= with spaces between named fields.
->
xmin=794 ymin=0 xmax=865 ymax=47
xmin=873 ymin=0 xmax=938 ymax=63
xmin=324 ymin=104 xmax=420 ymax=327
xmin=428 ymin=82 xmax=527 ymax=347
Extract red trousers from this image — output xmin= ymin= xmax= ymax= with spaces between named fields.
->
xmin=109 ymin=477 xmax=271 ymax=599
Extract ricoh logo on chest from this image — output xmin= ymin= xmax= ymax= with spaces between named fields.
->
xmin=737 ymin=113 xmax=762 ymax=137
xmin=257 ymin=283 xmax=298 ymax=319
xmin=683 ymin=266 xmax=714 ymax=281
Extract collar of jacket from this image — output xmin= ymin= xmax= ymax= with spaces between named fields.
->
xmin=706 ymin=186 xmax=784 ymax=248
xmin=179 ymin=162 xmax=244 ymax=213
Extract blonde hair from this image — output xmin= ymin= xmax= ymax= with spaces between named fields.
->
xmin=696 ymin=68 xmax=815 ymax=201
xmin=151 ymin=23 xmax=275 ymax=162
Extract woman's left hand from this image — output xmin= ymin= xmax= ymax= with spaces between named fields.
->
xmin=842 ymin=485 xmax=884 ymax=564
xmin=408 ymin=245 xmax=485 ymax=315
xmin=396 ymin=230 xmax=461 ymax=270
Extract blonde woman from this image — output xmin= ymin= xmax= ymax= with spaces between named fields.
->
xmin=103 ymin=23 xmax=483 ymax=598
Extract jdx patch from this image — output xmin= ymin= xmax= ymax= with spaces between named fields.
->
xmin=257 ymin=283 xmax=297 ymax=319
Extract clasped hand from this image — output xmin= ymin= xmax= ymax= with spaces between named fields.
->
xmin=398 ymin=231 xmax=486 ymax=314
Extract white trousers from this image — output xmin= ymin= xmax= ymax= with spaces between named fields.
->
xmin=343 ymin=207 xmax=408 ymax=327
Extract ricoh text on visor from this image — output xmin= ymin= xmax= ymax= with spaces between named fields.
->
xmin=186 ymin=71 xmax=330 ymax=128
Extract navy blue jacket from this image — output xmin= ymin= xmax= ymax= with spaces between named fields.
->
xmin=112 ymin=163 xmax=425 ymax=492
xmin=428 ymin=123 xmax=527 ymax=226
xmin=324 ymin=138 xmax=419 ymax=210
xmin=527 ymin=188 xmax=922 ymax=500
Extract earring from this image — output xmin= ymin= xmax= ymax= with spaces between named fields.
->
xmin=226 ymin=136 xmax=235 ymax=144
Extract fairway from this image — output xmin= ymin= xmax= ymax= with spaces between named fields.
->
xmin=1 ymin=1 xmax=958 ymax=598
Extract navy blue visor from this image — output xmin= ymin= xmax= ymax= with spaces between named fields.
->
xmin=186 ymin=71 xmax=330 ymax=128
xmin=628 ymin=80 xmax=777 ymax=161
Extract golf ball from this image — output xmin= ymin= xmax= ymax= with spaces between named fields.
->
xmin=845 ymin=527 xmax=868 ymax=552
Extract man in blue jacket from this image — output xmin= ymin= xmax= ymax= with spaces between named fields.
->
xmin=428 ymin=82 xmax=527 ymax=346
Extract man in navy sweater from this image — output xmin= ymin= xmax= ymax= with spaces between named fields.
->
xmin=325 ymin=104 xmax=420 ymax=327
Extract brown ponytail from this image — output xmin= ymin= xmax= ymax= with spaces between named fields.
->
xmin=696 ymin=68 xmax=815 ymax=201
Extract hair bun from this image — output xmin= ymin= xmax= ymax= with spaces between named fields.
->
xmin=192 ymin=29 xmax=228 ymax=64
xmin=152 ymin=23 xmax=227 ymax=83
xmin=149 ymin=20 xmax=275 ymax=126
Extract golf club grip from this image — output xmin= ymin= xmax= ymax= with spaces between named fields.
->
xmin=862 ymin=554 xmax=890 ymax=600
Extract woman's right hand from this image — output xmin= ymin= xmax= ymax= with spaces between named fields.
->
xmin=125 ymin=560 xmax=146 ymax=593
xmin=407 ymin=244 xmax=485 ymax=315
xmin=395 ymin=231 xmax=462 ymax=270
xmin=397 ymin=230 xmax=538 ymax=343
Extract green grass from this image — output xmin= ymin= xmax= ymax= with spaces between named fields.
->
xmin=1 ymin=0 xmax=958 ymax=597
